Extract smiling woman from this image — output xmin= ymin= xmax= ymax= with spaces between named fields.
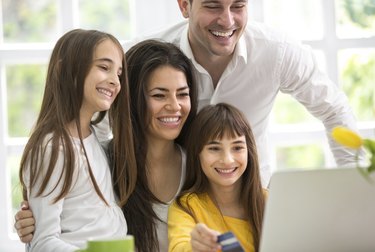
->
xmin=146 ymin=65 xmax=191 ymax=141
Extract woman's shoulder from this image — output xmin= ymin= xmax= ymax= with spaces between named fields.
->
xmin=262 ymin=188 xmax=269 ymax=199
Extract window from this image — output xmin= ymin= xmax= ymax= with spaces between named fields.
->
xmin=1 ymin=0 xmax=374 ymax=251
xmin=261 ymin=0 xmax=375 ymax=172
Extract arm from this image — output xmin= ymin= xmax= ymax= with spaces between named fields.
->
xmin=168 ymin=201 xmax=220 ymax=252
xmin=279 ymin=40 xmax=364 ymax=166
xmin=14 ymin=201 xmax=35 ymax=243
xmin=24 ymin=147 xmax=79 ymax=252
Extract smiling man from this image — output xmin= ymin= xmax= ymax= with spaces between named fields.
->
xmin=144 ymin=0 xmax=361 ymax=187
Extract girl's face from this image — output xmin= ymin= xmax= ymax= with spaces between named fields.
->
xmin=81 ymin=39 xmax=123 ymax=119
xmin=199 ymin=133 xmax=247 ymax=191
xmin=146 ymin=65 xmax=191 ymax=142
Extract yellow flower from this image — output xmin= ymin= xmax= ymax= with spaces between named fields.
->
xmin=331 ymin=126 xmax=363 ymax=149
xmin=331 ymin=126 xmax=375 ymax=180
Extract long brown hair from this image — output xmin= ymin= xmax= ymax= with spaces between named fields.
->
xmin=176 ymin=103 xmax=265 ymax=251
xmin=19 ymin=29 xmax=137 ymax=208
xmin=117 ymin=39 xmax=198 ymax=252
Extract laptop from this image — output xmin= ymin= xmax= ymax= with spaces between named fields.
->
xmin=259 ymin=168 xmax=375 ymax=252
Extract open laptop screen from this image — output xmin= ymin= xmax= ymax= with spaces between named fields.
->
xmin=259 ymin=168 xmax=375 ymax=252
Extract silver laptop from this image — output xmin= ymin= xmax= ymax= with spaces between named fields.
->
xmin=259 ymin=168 xmax=375 ymax=252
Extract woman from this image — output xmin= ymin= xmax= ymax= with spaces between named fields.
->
xmin=120 ymin=39 xmax=198 ymax=252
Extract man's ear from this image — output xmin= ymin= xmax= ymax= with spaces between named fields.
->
xmin=177 ymin=0 xmax=190 ymax=18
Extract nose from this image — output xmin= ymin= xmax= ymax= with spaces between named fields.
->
xmin=220 ymin=150 xmax=235 ymax=165
xmin=218 ymin=7 xmax=235 ymax=28
xmin=166 ymin=96 xmax=181 ymax=111
xmin=110 ymin=72 xmax=120 ymax=86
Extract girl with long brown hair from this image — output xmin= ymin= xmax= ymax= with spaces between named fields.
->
xmin=168 ymin=103 xmax=267 ymax=252
xmin=19 ymin=29 xmax=137 ymax=252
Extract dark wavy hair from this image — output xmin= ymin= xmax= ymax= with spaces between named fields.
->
xmin=115 ymin=39 xmax=198 ymax=252
xmin=176 ymin=103 xmax=266 ymax=251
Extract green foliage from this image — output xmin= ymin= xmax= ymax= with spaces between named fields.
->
xmin=8 ymin=155 xmax=23 ymax=214
xmin=272 ymin=93 xmax=318 ymax=124
xmin=2 ymin=0 xmax=57 ymax=42
xmin=276 ymin=144 xmax=325 ymax=170
xmin=7 ymin=64 xmax=47 ymax=137
xmin=79 ymin=0 xmax=132 ymax=40
xmin=343 ymin=0 xmax=375 ymax=28
xmin=363 ymin=139 xmax=375 ymax=173
xmin=341 ymin=52 xmax=375 ymax=120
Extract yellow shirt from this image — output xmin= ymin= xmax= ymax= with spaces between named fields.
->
xmin=168 ymin=193 xmax=254 ymax=252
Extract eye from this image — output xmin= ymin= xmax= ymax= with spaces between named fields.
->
xmin=203 ymin=3 xmax=220 ymax=9
xmin=152 ymin=93 xmax=165 ymax=99
xmin=207 ymin=146 xmax=220 ymax=151
xmin=231 ymin=4 xmax=246 ymax=9
xmin=99 ymin=65 xmax=109 ymax=71
xmin=178 ymin=92 xmax=190 ymax=98
xmin=233 ymin=145 xmax=246 ymax=151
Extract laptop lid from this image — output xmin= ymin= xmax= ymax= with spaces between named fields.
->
xmin=259 ymin=168 xmax=375 ymax=252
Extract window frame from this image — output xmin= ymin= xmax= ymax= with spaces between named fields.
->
xmin=260 ymin=0 xmax=375 ymax=171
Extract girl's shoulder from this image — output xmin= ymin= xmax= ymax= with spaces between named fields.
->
xmin=177 ymin=192 xmax=210 ymax=208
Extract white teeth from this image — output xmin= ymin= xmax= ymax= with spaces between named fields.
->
xmin=160 ymin=117 xmax=179 ymax=123
xmin=97 ymin=88 xmax=112 ymax=97
xmin=216 ymin=168 xmax=236 ymax=174
xmin=211 ymin=30 xmax=234 ymax=37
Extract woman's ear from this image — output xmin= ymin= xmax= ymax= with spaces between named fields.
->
xmin=177 ymin=0 xmax=190 ymax=18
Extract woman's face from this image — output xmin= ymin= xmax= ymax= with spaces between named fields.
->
xmin=146 ymin=65 xmax=191 ymax=142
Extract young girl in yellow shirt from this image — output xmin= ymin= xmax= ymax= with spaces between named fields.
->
xmin=168 ymin=103 xmax=267 ymax=252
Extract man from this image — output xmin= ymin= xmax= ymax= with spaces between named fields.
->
xmin=138 ymin=0 xmax=359 ymax=186
xmin=15 ymin=0 xmax=361 ymax=244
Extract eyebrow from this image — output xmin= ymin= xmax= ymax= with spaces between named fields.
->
xmin=149 ymin=85 xmax=189 ymax=92
xmin=207 ymin=139 xmax=246 ymax=145
xmin=201 ymin=0 xmax=248 ymax=3
xmin=94 ymin=57 xmax=113 ymax=63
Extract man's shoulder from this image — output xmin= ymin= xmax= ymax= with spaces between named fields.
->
xmin=124 ymin=20 xmax=188 ymax=50
xmin=245 ymin=21 xmax=287 ymax=43
xmin=150 ymin=20 xmax=188 ymax=43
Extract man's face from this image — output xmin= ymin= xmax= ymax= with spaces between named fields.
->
xmin=179 ymin=0 xmax=248 ymax=59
